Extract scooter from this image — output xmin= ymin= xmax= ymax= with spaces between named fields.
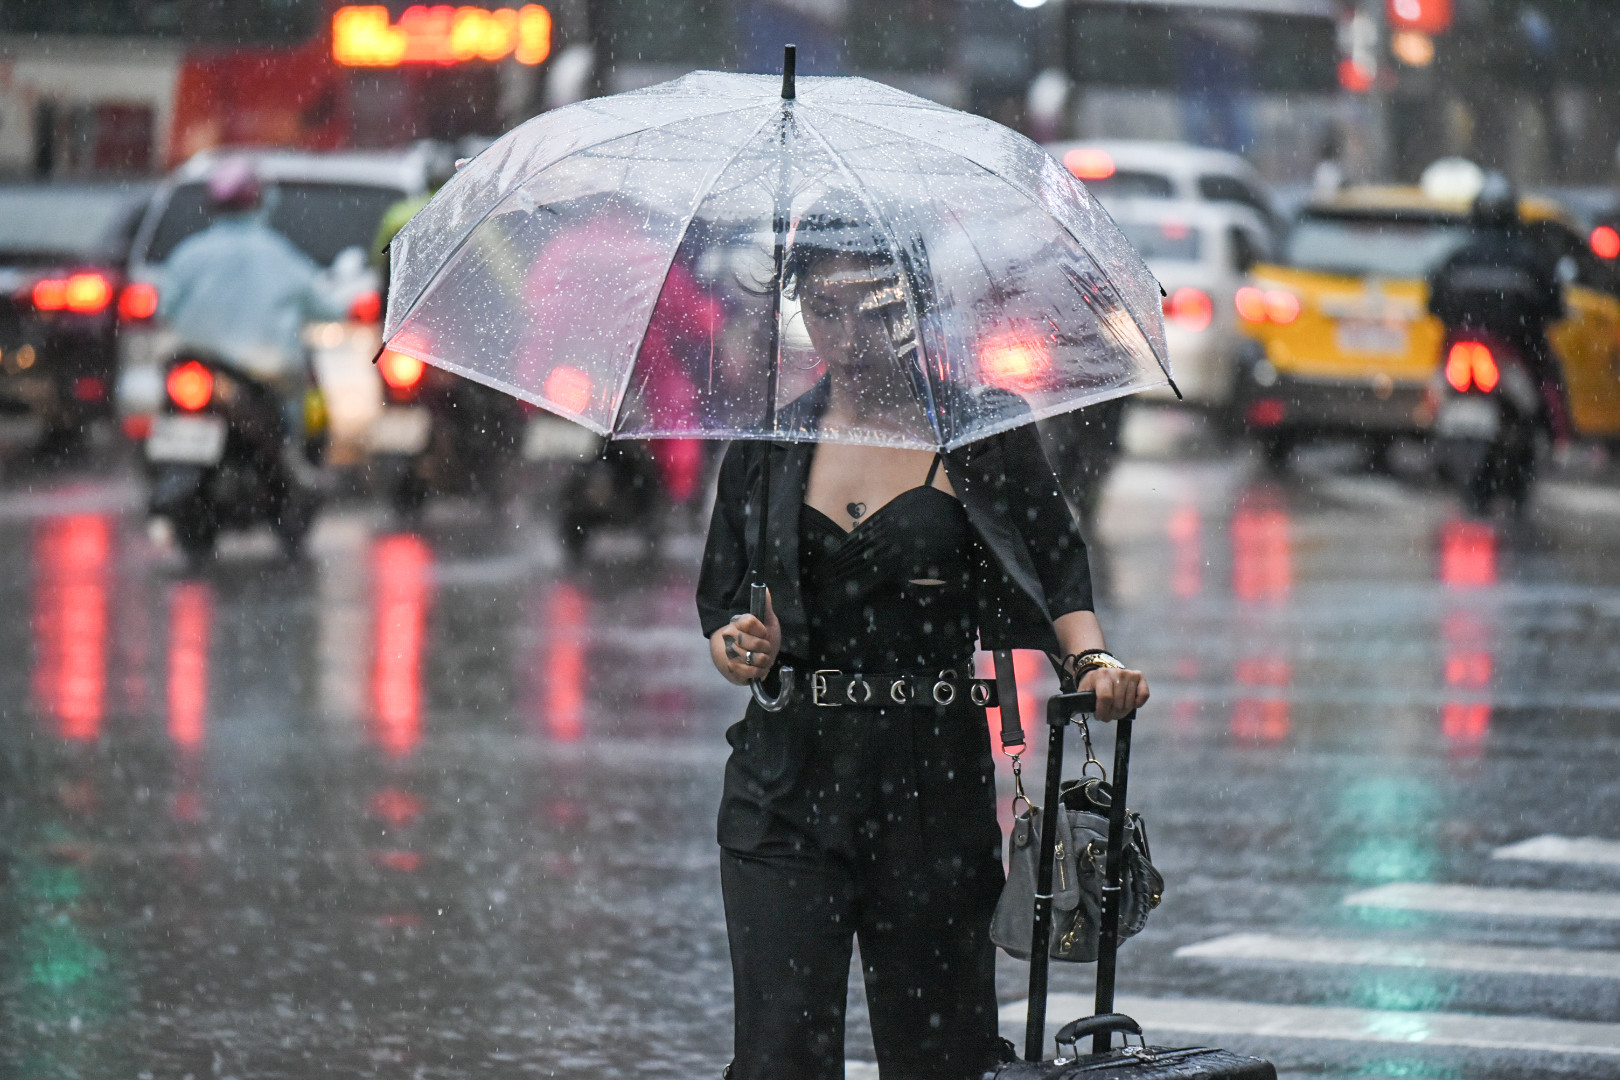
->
xmin=1431 ymin=332 xmax=1544 ymax=515
xmin=145 ymin=351 xmax=325 ymax=562
xmin=368 ymin=350 xmax=527 ymax=517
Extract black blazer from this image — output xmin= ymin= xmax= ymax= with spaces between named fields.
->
xmin=696 ymin=384 xmax=1094 ymax=657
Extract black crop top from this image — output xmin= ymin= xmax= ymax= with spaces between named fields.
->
xmin=798 ymin=456 xmax=979 ymax=672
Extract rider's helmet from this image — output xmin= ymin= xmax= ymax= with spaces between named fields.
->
xmin=1470 ymin=171 xmax=1520 ymax=230
xmin=206 ymin=157 xmax=263 ymax=212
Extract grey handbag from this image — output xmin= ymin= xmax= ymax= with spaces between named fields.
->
xmin=991 ymin=743 xmax=1163 ymax=963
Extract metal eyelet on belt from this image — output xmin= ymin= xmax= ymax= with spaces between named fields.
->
xmin=932 ymin=679 xmax=956 ymax=705
xmin=846 ymin=674 xmax=873 ymax=704
xmin=969 ymin=681 xmax=992 ymax=706
xmin=889 ymin=678 xmax=913 ymax=704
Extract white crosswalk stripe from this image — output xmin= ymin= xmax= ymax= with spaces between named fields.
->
xmin=999 ymin=994 xmax=1620 ymax=1057
xmin=1176 ymin=931 xmax=1620 ymax=979
xmin=1493 ymin=835 xmax=1620 ymax=868
xmin=1344 ymin=882 xmax=1620 ymax=920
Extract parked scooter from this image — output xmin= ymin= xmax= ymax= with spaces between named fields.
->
xmin=1431 ymin=333 xmax=1544 ymax=514
xmin=146 ymin=351 xmax=326 ymax=562
xmin=369 ymin=349 xmax=527 ymax=516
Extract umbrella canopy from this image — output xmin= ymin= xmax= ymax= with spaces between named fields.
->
xmin=383 ymin=66 xmax=1170 ymax=452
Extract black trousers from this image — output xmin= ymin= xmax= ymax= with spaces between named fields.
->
xmin=717 ymin=701 xmax=1006 ymax=1080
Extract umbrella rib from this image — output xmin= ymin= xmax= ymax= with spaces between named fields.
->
xmin=388 ymin=100 xmax=767 ymax=336
xmin=607 ymin=107 xmax=780 ymax=437
xmin=795 ymin=109 xmax=948 ymax=450
xmin=813 ymin=110 xmax=1171 ymax=378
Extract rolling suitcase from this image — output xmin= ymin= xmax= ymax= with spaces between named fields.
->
xmin=988 ymin=652 xmax=1275 ymax=1080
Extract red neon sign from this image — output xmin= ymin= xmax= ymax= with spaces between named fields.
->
xmin=334 ymin=4 xmax=552 ymax=67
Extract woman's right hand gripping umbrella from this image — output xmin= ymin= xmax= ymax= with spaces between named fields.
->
xmin=710 ymin=589 xmax=780 ymax=686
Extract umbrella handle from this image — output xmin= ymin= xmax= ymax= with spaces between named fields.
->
xmin=747 ymin=581 xmax=794 ymax=711
xmin=751 ymin=668 xmax=795 ymax=712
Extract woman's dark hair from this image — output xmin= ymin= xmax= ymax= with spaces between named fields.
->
xmin=782 ymin=202 xmax=898 ymax=299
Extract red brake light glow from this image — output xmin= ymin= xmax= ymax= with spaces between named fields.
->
xmin=32 ymin=272 xmax=115 ymax=313
xmin=1264 ymin=290 xmax=1301 ymax=324
xmin=1164 ymin=287 xmax=1214 ymax=331
xmin=1235 ymin=286 xmax=1268 ymax=323
xmin=379 ymin=349 xmax=426 ymax=391
xmin=350 ymin=289 xmax=384 ymax=324
xmin=1592 ymin=225 xmax=1620 ymax=260
xmin=119 ymin=282 xmax=160 ymax=320
xmin=167 ymin=361 xmax=215 ymax=412
xmin=1446 ymin=341 xmax=1498 ymax=394
xmin=1063 ymin=148 xmax=1116 ymax=181
xmin=32 ymin=278 xmax=68 ymax=310
xmin=65 ymin=273 xmax=114 ymax=313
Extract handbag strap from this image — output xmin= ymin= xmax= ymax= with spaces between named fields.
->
xmin=991 ymin=649 xmax=1024 ymax=751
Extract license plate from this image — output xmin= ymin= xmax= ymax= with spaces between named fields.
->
xmin=523 ymin=416 xmax=598 ymax=461
xmin=1436 ymin=396 xmax=1501 ymax=439
xmin=1336 ymin=320 xmax=1409 ymax=354
xmin=367 ymin=407 xmax=432 ymax=454
xmin=146 ymin=414 xmax=226 ymax=465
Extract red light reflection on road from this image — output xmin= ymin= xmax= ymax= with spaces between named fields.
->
xmin=369 ymin=786 xmax=424 ymax=827
xmin=371 ymin=534 xmax=434 ymax=758
xmin=1440 ymin=518 xmax=1497 ymax=588
xmin=33 ymin=515 xmax=112 ymax=740
xmin=167 ymin=582 xmax=213 ymax=751
xmin=1231 ymin=655 xmax=1292 ymax=742
xmin=543 ymin=582 xmax=588 ymax=741
xmin=1232 ymin=491 xmax=1291 ymax=604
xmin=1441 ymin=611 xmax=1492 ymax=755
xmin=1168 ymin=506 xmax=1202 ymax=598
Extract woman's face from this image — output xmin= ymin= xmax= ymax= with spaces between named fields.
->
xmin=796 ymin=253 xmax=902 ymax=384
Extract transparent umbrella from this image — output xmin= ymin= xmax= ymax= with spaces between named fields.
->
xmin=382 ymin=53 xmax=1172 ymax=453
xmin=382 ymin=50 xmax=1173 ymax=709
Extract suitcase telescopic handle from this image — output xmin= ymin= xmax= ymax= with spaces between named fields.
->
xmin=1054 ymin=1013 xmax=1144 ymax=1051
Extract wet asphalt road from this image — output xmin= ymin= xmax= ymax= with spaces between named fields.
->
xmin=2 ymin=418 xmax=1620 ymax=1080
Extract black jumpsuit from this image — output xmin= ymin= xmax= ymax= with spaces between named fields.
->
xmin=718 ymin=458 xmax=1007 ymax=1080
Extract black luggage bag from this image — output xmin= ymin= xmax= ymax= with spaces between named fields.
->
xmin=988 ymin=653 xmax=1275 ymax=1080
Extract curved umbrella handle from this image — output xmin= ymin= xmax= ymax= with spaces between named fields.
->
xmin=747 ymin=581 xmax=794 ymax=711
xmin=751 ymin=667 xmax=795 ymax=712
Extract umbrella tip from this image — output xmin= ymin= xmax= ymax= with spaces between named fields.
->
xmin=1166 ymin=377 xmax=1184 ymax=401
xmin=782 ymin=44 xmax=796 ymax=100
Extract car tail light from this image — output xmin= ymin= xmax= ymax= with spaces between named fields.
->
xmin=1063 ymin=148 xmax=1115 ymax=181
xmin=1246 ymin=399 xmax=1287 ymax=427
xmin=31 ymin=272 xmax=115 ymax=314
xmin=167 ymin=360 xmax=215 ymax=412
xmin=31 ymin=277 xmax=69 ymax=310
xmin=1264 ymin=290 xmax=1301 ymax=324
xmin=119 ymin=282 xmax=160 ymax=321
xmin=379 ymin=349 xmax=426 ymax=391
xmin=73 ymin=376 xmax=107 ymax=403
xmin=1446 ymin=341 xmax=1497 ymax=394
xmin=1592 ymin=225 xmax=1620 ymax=260
xmin=1163 ymin=287 xmax=1213 ymax=331
xmin=1234 ymin=287 xmax=1301 ymax=325
xmin=349 ymin=289 xmax=384 ymax=324
xmin=1235 ymin=286 xmax=1269 ymax=323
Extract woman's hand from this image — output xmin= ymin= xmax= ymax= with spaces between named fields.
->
xmin=1078 ymin=664 xmax=1149 ymax=723
xmin=709 ymin=590 xmax=781 ymax=686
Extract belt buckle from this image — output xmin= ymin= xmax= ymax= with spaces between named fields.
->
xmin=811 ymin=669 xmax=842 ymax=707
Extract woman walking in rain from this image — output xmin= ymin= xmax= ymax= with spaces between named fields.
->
xmin=697 ymin=210 xmax=1151 ymax=1080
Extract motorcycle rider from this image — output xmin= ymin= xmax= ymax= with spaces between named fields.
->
xmin=1426 ymin=172 xmax=1570 ymax=441
xmin=156 ymin=157 xmax=343 ymax=543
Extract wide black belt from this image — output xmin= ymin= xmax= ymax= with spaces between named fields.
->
xmin=809 ymin=668 xmax=1000 ymax=708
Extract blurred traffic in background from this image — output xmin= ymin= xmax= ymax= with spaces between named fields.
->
xmin=5 ymin=2 xmax=1620 ymax=1078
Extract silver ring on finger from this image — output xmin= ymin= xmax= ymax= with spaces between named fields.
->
xmin=745 ymin=650 xmax=755 ymax=666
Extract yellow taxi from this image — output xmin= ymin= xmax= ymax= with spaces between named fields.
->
xmin=1233 ymin=184 xmax=1620 ymax=464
